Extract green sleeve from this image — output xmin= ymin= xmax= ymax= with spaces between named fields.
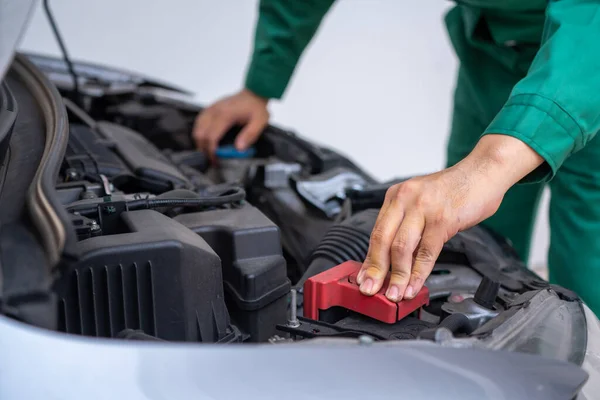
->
xmin=244 ymin=0 xmax=336 ymax=99
xmin=483 ymin=0 xmax=600 ymax=183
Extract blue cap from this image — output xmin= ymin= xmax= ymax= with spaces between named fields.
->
xmin=215 ymin=145 xmax=256 ymax=159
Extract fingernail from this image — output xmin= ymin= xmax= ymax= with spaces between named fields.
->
xmin=235 ymin=140 xmax=246 ymax=151
xmin=405 ymin=285 xmax=414 ymax=299
xmin=386 ymin=285 xmax=400 ymax=301
xmin=360 ymin=278 xmax=374 ymax=295
xmin=357 ymin=269 xmax=365 ymax=284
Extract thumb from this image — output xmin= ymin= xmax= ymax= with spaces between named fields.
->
xmin=235 ymin=116 xmax=267 ymax=150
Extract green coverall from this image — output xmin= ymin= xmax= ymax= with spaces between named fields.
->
xmin=243 ymin=0 xmax=600 ymax=314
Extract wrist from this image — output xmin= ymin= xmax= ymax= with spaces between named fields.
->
xmin=458 ymin=134 xmax=544 ymax=191
xmin=242 ymin=88 xmax=269 ymax=106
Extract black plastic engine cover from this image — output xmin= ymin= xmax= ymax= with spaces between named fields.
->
xmin=175 ymin=204 xmax=290 ymax=342
xmin=65 ymin=124 xmax=131 ymax=181
xmin=56 ymin=210 xmax=235 ymax=343
xmin=96 ymin=121 xmax=190 ymax=192
xmin=64 ymin=121 xmax=191 ymax=193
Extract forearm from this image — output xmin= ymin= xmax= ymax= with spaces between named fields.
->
xmin=481 ymin=0 xmax=600 ymax=184
xmin=245 ymin=0 xmax=336 ymax=99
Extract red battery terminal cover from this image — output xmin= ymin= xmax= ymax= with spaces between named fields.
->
xmin=303 ymin=261 xmax=430 ymax=324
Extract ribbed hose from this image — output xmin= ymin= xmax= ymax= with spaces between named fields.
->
xmin=296 ymin=209 xmax=379 ymax=287
xmin=312 ymin=225 xmax=370 ymax=263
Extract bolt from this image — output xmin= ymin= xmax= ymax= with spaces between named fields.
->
xmin=66 ymin=169 xmax=79 ymax=180
xmin=90 ymin=220 xmax=100 ymax=232
xmin=287 ymin=289 xmax=300 ymax=328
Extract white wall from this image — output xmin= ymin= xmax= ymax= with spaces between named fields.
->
xmin=18 ymin=0 xmax=549 ymax=268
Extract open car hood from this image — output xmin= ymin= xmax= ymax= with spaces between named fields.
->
xmin=0 ymin=0 xmax=37 ymax=81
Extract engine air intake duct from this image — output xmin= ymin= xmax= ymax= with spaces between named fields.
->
xmin=297 ymin=209 xmax=378 ymax=287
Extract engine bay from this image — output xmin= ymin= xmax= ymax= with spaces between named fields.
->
xmin=56 ymin=94 xmax=387 ymax=343
xmin=0 ymin=54 xmax=588 ymax=361
xmin=0 ymin=2 xmax=594 ymax=392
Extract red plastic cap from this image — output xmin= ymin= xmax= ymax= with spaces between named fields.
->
xmin=303 ymin=261 xmax=430 ymax=324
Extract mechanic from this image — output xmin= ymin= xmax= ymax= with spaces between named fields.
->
xmin=193 ymin=0 xmax=600 ymax=315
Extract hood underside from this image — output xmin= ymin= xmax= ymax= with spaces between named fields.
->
xmin=0 ymin=0 xmax=37 ymax=82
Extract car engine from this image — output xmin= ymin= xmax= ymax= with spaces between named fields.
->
xmin=3 ymin=54 xmax=587 ymax=362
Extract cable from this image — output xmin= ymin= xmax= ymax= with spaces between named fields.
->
xmin=127 ymin=188 xmax=245 ymax=210
xmin=66 ymin=187 xmax=246 ymax=215
xmin=43 ymin=0 xmax=81 ymax=107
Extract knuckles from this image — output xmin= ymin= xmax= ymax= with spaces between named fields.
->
xmin=369 ymin=228 xmax=388 ymax=246
xmin=409 ymin=272 xmax=425 ymax=288
xmin=415 ymin=246 xmax=436 ymax=264
xmin=391 ymin=237 xmax=409 ymax=255
xmin=414 ymin=194 xmax=432 ymax=209
xmin=384 ymin=186 xmax=396 ymax=202
xmin=399 ymin=180 xmax=420 ymax=194
xmin=395 ymin=180 xmax=419 ymax=199
xmin=209 ymin=103 xmax=224 ymax=117
xmin=385 ymin=181 xmax=420 ymax=203
xmin=390 ymin=268 xmax=411 ymax=280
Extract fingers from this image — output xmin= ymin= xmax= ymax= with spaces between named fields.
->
xmin=406 ymin=225 xmax=445 ymax=299
xmin=193 ymin=108 xmax=234 ymax=159
xmin=356 ymin=192 xmax=394 ymax=288
xmin=235 ymin=114 xmax=268 ymax=150
xmin=193 ymin=90 xmax=269 ymax=158
xmin=205 ymin=113 xmax=234 ymax=157
xmin=358 ymin=170 xmax=475 ymax=303
xmin=358 ymin=188 xmax=405 ymax=296
xmin=386 ymin=212 xmax=425 ymax=301
xmin=192 ymin=112 xmax=211 ymax=152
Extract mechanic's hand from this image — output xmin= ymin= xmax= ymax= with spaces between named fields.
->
xmin=356 ymin=134 xmax=545 ymax=302
xmin=193 ymin=89 xmax=269 ymax=158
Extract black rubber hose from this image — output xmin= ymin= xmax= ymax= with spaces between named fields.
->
xmin=296 ymin=209 xmax=379 ymax=288
xmin=296 ymin=258 xmax=338 ymax=288
xmin=439 ymin=313 xmax=471 ymax=333
xmin=66 ymin=187 xmax=245 ymax=215
xmin=156 ymin=189 xmax=204 ymax=200
xmin=418 ymin=313 xmax=472 ymax=340
xmin=127 ymin=188 xmax=245 ymax=210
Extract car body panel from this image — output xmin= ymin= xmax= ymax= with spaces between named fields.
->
xmin=0 ymin=314 xmax=587 ymax=400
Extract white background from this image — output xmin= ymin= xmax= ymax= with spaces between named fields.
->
xmin=18 ymin=0 xmax=550 ymax=269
